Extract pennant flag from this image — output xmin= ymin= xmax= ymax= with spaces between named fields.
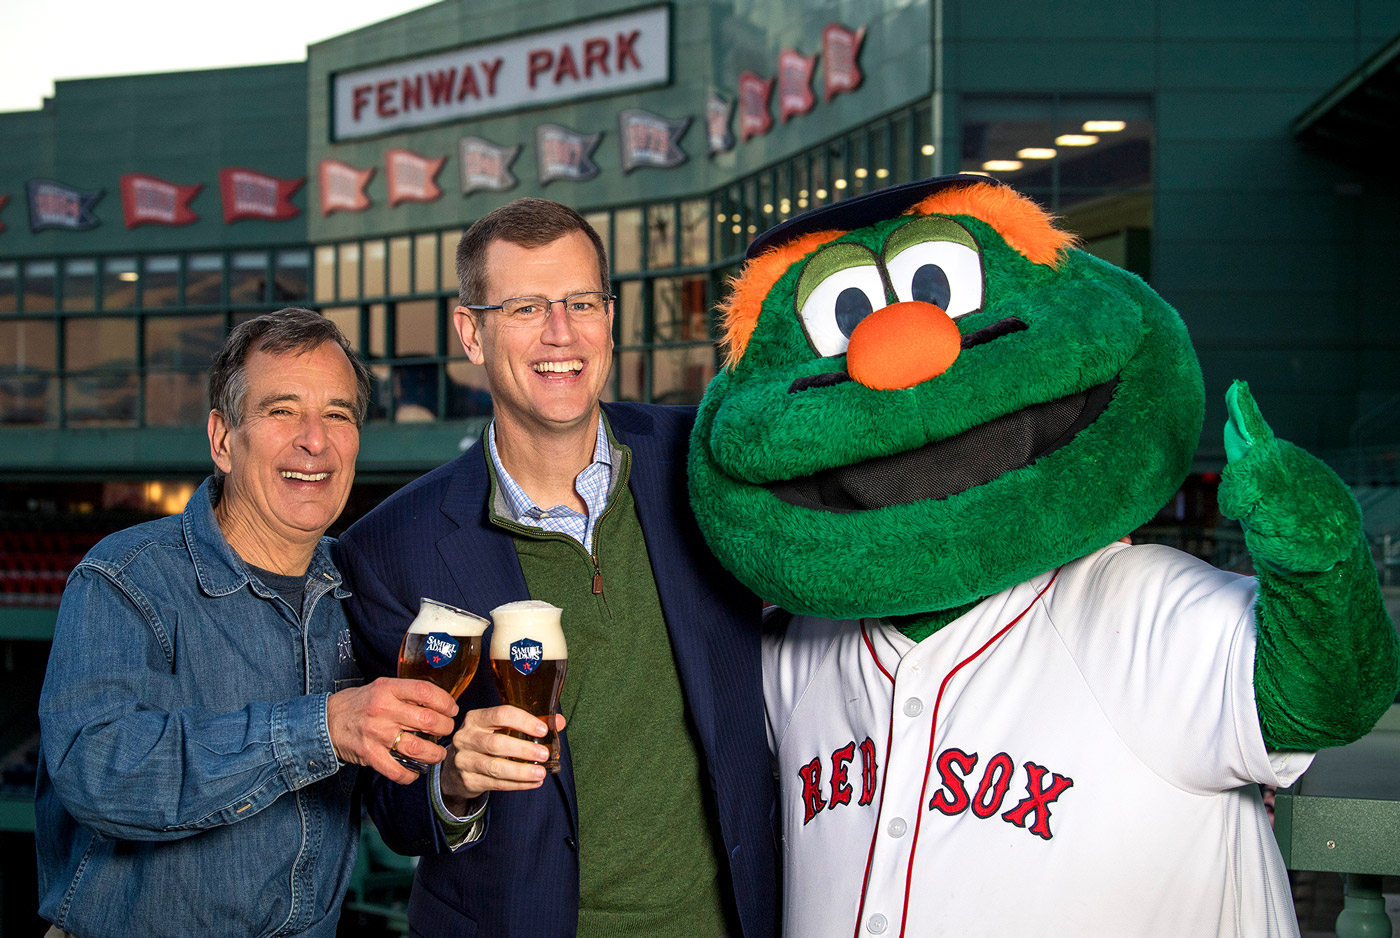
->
xmin=386 ymin=148 xmax=447 ymax=207
xmin=738 ymin=72 xmax=774 ymax=141
xmin=0 ymin=194 xmax=9 ymax=233
xmin=218 ymin=168 xmax=304 ymax=223
xmin=777 ymin=49 xmax=818 ymax=123
xmin=119 ymin=173 xmax=202 ymax=229
xmin=823 ymin=23 xmax=867 ymax=101
xmin=318 ymin=160 xmax=375 ymax=216
xmin=707 ymin=93 xmax=735 ymax=155
xmin=459 ymin=137 xmax=521 ymax=195
xmin=26 ymin=179 xmax=104 ymax=232
xmin=536 ymin=124 xmax=602 ymax=184
xmin=618 ymin=109 xmax=691 ymax=173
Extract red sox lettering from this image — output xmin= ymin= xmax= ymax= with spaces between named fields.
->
xmin=929 ymin=747 xmax=1074 ymax=840
xmin=798 ymin=737 xmax=878 ymax=824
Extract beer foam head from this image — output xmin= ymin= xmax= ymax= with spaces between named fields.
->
xmin=408 ymin=598 xmax=488 ymax=636
xmin=490 ymin=600 xmax=566 ymax=658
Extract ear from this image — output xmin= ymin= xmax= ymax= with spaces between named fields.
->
xmin=208 ymin=409 xmax=233 ymax=474
xmin=454 ymin=306 xmax=485 ymax=365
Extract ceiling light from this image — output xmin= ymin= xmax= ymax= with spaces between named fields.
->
xmin=854 ymin=168 xmax=868 ymax=179
xmin=731 ymin=224 xmax=742 ymax=234
xmin=815 ymin=188 xmax=828 ymax=199
xmin=920 ymin=144 xmax=935 ymax=156
xmin=1017 ymin=147 xmax=1056 ymax=160
xmin=118 ymin=272 xmax=139 ymax=282
xmin=1055 ymin=134 xmax=1099 ymax=146
xmin=798 ymin=199 xmax=809 ymax=208
xmin=982 ymin=160 xmax=1023 ymax=171
xmin=763 ymin=203 xmax=774 ymax=214
xmin=834 ymin=178 xmax=848 ymax=189
xmin=716 ymin=213 xmax=727 ymax=223
xmin=875 ymin=168 xmax=889 ymax=178
xmin=1083 ymin=120 xmax=1125 ymax=133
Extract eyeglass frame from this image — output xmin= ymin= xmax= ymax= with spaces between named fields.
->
xmin=461 ymin=291 xmax=617 ymax=324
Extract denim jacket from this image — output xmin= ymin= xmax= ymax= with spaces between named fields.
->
xmin=36 ymin=479 xmax=363 ymax=938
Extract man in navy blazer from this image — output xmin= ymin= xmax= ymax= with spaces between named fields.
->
xmin=335 ymin=198 xmax=778 ymax=938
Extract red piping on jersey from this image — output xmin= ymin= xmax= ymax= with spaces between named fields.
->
xmin=845 ymin=570 xmax=1061 ymax=938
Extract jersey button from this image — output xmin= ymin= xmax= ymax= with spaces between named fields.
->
xmin=902 ymin=697 xmax=923 ymax=717
xmin=886 ymin=817 xmax=907 ymax=838
xmin=867 ymin=913 xmax=888 ymax=934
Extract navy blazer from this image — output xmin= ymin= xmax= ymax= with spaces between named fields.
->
xmin=335 ymin=402 xmax=778 ymax=938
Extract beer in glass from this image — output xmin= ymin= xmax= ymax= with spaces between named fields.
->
xmin=489 ymin=600 xmax=568 ymax=773
xmin=395 ymin=597 xmax=488 ymax=773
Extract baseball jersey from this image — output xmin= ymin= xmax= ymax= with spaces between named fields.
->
xmin=764 ymin=542 xmax=1313 ymax=938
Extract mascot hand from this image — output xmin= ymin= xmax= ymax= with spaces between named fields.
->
xmin=1218 ymin=380 xmax=1361 ymax=573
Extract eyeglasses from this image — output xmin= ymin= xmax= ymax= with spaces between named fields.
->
xmin=464 ymin=291 xmax=615 ymax=326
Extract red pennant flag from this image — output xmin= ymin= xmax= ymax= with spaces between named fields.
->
xmin=385 ymin=149 xmax=446 ymax=206
xmin=318 ymin=160 xmax=375 ymax=216
xmin=823 ymin=23 xmax=866 ymax=101
xmin=218 ymin=168 xmax=304 ymax=223
xmin=0 ymin=194 xmax=9 ymax=233
xmin=777 ymin=49 xmax=818 ymax=123
xmin=119 ymin=173 xmax=202 ymax=229
xmin=738 ymin=72 xmax=774 ymax=141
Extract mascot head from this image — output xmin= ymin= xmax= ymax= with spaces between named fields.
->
xmin=688 ymin=175 xmax=1205 ymax=619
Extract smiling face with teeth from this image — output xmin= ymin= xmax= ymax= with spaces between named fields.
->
xmin=454 ymin=230 xmax=614 ymax=444
xmin=209 ymin=340 xmax=361 ymax=573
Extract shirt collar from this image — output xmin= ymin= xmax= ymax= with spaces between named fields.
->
xmin=488 ymin=415 xmax=613 ymax=521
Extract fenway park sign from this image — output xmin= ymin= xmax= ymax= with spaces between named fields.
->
xmin=332 ymin=7 xmax=670 ymax=140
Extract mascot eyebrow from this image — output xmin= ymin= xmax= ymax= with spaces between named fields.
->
xmin=718 ymin=183 xmax=1079 ymax=368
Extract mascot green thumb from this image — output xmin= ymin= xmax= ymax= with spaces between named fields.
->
xmin=688 ymin=175 xmax=1398 ymax=937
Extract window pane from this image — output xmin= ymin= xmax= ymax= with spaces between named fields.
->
xmin=0 ymin=262 xmax=16 ymax=313
xmin=445 ymin=360 xmax=493 ymax=418
xmin=391 ymin=362 xmax=439 ymax=422
xmin=652 ymin=345 xmax=716 ymax=405
xmin=145 ymin=372 xmax=208 ymax=426
xmin=389 ymin=237 xmax=412 ymax=295
xmin=613 ymin=208 xmax=643 ymax=273
xmin=653 ymin=277 xmax=709 ymax=343
xmin=186 ymin=254 xmax=223 ymax=306
xmin=617 ymin=280 xmax=644 ymax=347
xmin=322 ymin=306 xmax=361 ymax=354
xmin=614 ymin=350 xmax=644 ymax=402
xmin=363 ymin=240 xmax=386 ymax=298
xmin=0 ymin=375 xmax=55 ymax=425
xmin=394 ymin=299 xmax=438 ymax=357
xmin=680 ymin=200 xmax=709 ymax=267
xmin=585 ymin=212 xmax=612 ymax=279
xmin=274 ymin=250 xmax=310 ymax=302
xmin=103 ymin=257 xmax=138 ymax=310
xmin=66 ymin=317 xmax=136 ymax=371
xmin=646 ymin=204 xmax=676 ymax=269
xmin=338 ymin=243 xmax=360 ymax=301
xmin=143 ymin=256 xmax=180 ymax=308
xmin=415 ymin=232 xmax=438 ymax=294
xmin=367 ymin=364 xmax=390 ymax=421
xmin=23 ymin=261 xmax=56 ymax=312
xmin=441 ymin=230 xmax=463 ymax=293
xmin=62 ymin=259 xmax=97 ymax=311
xmin=314 ymin=246 xmax=336 ymax=303
xmin=146 ymin=314 xmax=223 ymax=369
xmin=66 ymin=374 xmax=138 ymax=426
xmin=369 ymin=302 xmax=388 ymax=359
xmin=229 ymin=251 xmax=267 ymax=304
xmin=0 ymin=320 xmax=57 ymax=369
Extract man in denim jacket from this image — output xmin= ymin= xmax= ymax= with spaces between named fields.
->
xmin=35 ymin=308 xmax=460 ymax=938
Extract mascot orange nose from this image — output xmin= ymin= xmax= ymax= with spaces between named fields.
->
xmin=846 ymin=301 xmax=962 ymax=390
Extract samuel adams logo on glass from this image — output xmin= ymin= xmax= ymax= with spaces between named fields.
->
xmin=424 ymin=632 xmax=459 ymax=668
xmin=509 ymin=637 xmax=544 ymax=675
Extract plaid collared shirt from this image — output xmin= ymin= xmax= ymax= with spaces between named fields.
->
xmin=488 ymin=416 xmax=614 ymax=555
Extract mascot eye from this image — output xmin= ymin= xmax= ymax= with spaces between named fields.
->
xmin=797 ymin=264 xmax=887 ymax=357
xmin=885 ymin=240 xmax=983 ymax=319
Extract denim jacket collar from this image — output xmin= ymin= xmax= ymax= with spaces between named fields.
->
xmin=183 ymin=477 xmax=349 ymax=602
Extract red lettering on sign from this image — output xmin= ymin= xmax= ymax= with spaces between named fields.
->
xmin=584 ymin=38 xmax=610 ymax=77
xmin=376 ymin=80 xmax=397 ymax=118
xmin=426 ymin=68 xmax=456 ymax=105
xmin=456 ymin=65 xmax=480 ymax=102
xmin=352 ymin=84 xmax=372 ymax=121
xmin=616 ymin=29 xmax=641 ymax=71
xmin=799 ymin=756 xmax=826 ymax=824
xmin=481 ymin=57 xmax=503 ymax=96
xmin=402 ymin=75 xmax=423 ymax=112
xmin=829 ymin=742 xmax=855 ymax=808
xmin=554 ymin=44 xmax=579 ymax=83
xmin=528 ymin=48 xmax=553 ymax=88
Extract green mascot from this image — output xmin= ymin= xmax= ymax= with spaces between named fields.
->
xmin=688 ymin=175 xmax=1399 ymax=937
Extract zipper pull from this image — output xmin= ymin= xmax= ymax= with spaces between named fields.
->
xmin=592 ymin=570 xmax=603 ymax=594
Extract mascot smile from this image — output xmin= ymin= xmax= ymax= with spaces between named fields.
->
xmin=689 ymin=175 xmax=1398 ymax=937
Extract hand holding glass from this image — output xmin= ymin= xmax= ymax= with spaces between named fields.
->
xmin=394 ymin=598 xmax=488 ymax=774
xmin=489 ymin=600 xmax=569 ymax=773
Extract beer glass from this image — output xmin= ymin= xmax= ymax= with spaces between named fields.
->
xmin=394 ymin=597 xmax=488 ymax=773
xmin=489 ymin=600 xmax=568 ymax=773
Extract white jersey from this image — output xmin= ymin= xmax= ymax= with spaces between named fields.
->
xmin=764 ymin=542 xmax=1312 ymax=938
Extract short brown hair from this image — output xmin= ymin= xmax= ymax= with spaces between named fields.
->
xmin=456 ymin=198 xmax=609 ymax=310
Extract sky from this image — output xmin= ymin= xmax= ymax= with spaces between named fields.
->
xmin=0 ymin=0 xmax=439 ymax=113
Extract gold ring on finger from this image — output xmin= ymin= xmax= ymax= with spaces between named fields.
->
xmin=390 ymin=729 xmax=404 ymax=753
